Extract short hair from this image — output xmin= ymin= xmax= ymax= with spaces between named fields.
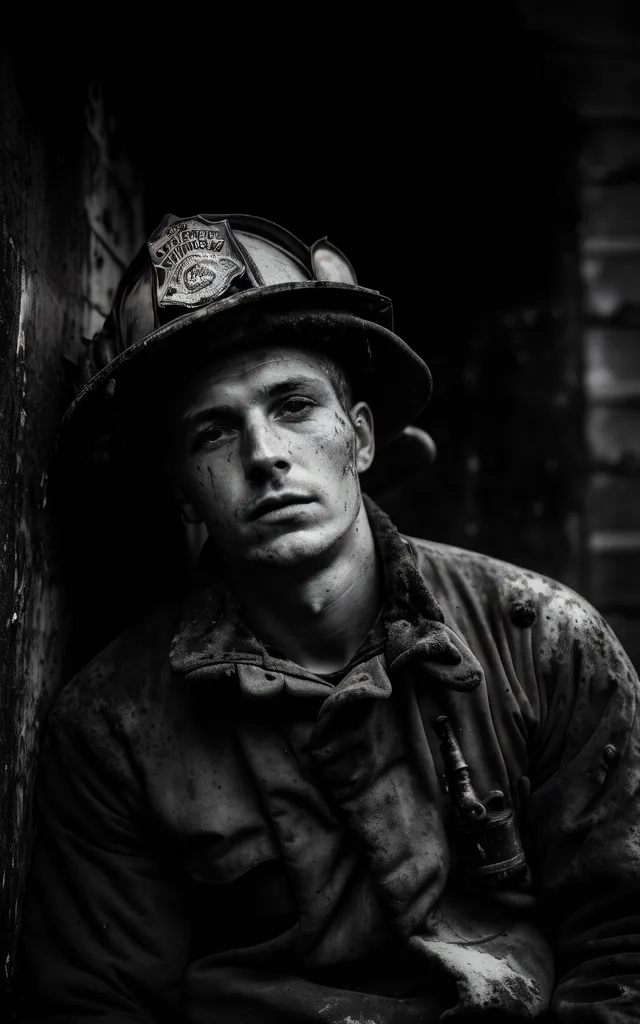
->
xmin=311 ymin=352 xmax=353 ymax=414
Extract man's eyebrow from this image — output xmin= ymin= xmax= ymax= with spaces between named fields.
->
xmin=263 ymin=375 xmax=330 ymax=399
xmin=180 ymin=403 xmax=238 ymax=429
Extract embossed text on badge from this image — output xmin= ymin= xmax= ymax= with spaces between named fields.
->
xmin=148 ymin=217 xmax=245 ymax=308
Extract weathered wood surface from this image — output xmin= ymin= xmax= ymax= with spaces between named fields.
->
xmin=0 ymin=52 xmax=142 ymax=1017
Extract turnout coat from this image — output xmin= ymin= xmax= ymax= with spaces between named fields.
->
xmin=21 ymin=501 xmax=640 ymax=1022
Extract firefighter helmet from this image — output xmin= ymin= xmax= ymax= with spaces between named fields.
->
xmin=61 ymin=213 xmax=432 ymax=450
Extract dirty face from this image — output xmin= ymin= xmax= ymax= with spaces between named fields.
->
xmin=170 ymin=345 xmax=375 ymax=569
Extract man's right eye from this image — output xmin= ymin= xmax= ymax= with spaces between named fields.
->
xmin=191 ymin=426 xmax=233 ymax=451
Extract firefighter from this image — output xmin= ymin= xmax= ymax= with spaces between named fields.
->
xmin=20 ymin=213 xmax=640 ymax=1022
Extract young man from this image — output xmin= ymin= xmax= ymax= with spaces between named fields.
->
xmin=21 ymin=214 xmax=640 ymax=1022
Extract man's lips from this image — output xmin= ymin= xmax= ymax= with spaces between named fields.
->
xmin=247 ymin=494 xmax=315 ymax=521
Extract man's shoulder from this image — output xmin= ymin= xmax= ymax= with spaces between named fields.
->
xmin=405 ymin=533 xmax=609 ymax=645
xmin=51 ymin=603 xmax=179 ymax=729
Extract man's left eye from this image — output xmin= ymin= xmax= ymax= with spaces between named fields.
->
xmin=279 ymin=397 xmax=315 ymax=418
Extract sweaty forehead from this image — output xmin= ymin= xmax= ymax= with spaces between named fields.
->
xmin=180 ymin=345 xmax=335 ymax=401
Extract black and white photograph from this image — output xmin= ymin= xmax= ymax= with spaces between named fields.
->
xmin=3 ymin=5 xmax=640 ymax=1020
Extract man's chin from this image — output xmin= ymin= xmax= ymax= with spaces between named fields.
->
xmin=241 ymin=525 xmax=333 ymax=569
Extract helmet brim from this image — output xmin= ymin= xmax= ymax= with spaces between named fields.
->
xmin=59 ymin=280 xmax=432 ymax=453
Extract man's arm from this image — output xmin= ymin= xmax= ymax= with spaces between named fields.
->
xmin=526 ymin=595 xmax=640 ymax=1022
xmin=20 ymin=704 xmax=192 ymax=1023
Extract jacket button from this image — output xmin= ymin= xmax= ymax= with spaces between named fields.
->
xmin=509 ymin=600 xmax=537 ymax=628
xmin=238 ymin=665 xmax=285 ymax=698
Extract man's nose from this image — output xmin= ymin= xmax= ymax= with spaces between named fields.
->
xmin=242 ymin=417 xmax=291 ymax=483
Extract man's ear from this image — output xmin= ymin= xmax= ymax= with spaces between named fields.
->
xmin=179 ymin=496 xmax=205 ymax=525
xmin=349 ymin=401 xmax=375 ymax=473
xmin=162 ymin=462 xmax=204 ymax=525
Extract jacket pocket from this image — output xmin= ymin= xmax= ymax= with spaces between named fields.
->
xmin=184 ymin=831 xmax=298 ymax=955
xmin=184 ymin=825 xmax=280 ymax=885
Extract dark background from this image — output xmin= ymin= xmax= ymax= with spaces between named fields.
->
xmin=48 ymin=4 xmax=585 ymax=663
xmin=3 ymin=4 xmax=640 ymax=1016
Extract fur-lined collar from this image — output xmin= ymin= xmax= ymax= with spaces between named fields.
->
xmin=170 ymin=497 xmax=483 ymax=696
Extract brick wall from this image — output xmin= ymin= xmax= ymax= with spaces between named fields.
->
xmin=582 ymin=171 xmax=640 ymax=665
xmin=0 ymin=53 xmax=143 ymax=1016
xmin=519 ymin=0 xmax=640 ymax=670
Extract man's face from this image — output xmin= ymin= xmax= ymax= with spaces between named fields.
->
xmin=170 ymin=344 xmax=375 ymax=569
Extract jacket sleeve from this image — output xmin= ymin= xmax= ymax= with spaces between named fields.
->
xmin=526 ymin=593 xmax=640 ymax=1022
xmin=20 ymin=704 xmax=192 ymax=1024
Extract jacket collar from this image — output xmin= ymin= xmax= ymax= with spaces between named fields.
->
xmin=169 ymin=497 xmax=483 ymax=696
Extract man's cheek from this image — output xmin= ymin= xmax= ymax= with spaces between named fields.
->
xmin=192 ymin=463 xmax=215 ymax=501
xmin=318 ymin=415 xmax=357 ymax=464
xmin=191 ymin=462 xmax=233 ymax=525
xmin=327 ymin=427 xmax=358 ymax=480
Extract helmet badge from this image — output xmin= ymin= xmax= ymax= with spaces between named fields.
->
xmin=148 ymin=216 xmax=245 ymax=308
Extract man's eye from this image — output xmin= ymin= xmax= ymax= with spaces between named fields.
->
xmin=191 ymin=426 xmax=233 ymax=451
xmin=278 ymin=397 xmax=316 ymax=419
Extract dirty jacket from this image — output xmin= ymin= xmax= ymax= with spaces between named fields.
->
xmin=21 ymin=500 xmax=640 ymax=1022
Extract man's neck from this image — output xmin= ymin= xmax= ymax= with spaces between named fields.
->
xmin=229 ymin=505 xmax=382 ymax=675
